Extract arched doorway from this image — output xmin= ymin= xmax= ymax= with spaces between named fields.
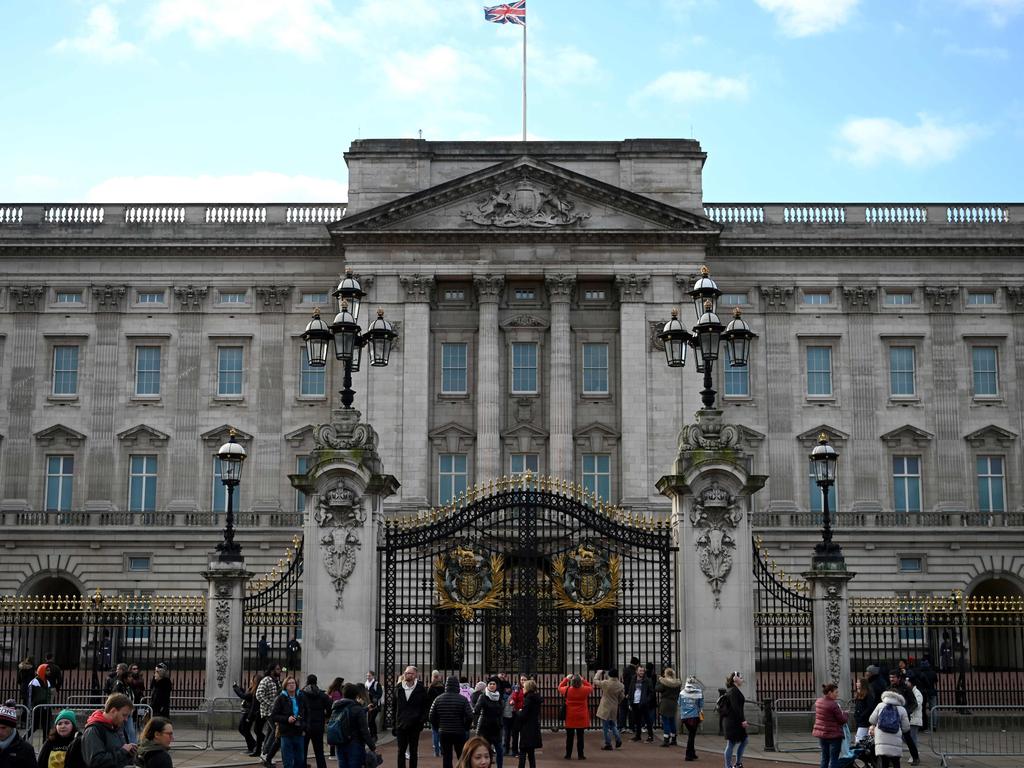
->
xmin=968 ymin=577 xmax=1024 ymax=672
xmin=22 ymin=575 xmax=84 ymax=673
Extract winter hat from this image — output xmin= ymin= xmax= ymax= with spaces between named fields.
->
xmin=55 ymin=710 xmax=78 ymax=728
xmin=36 ymin=664 xmax=49 ymax=680
xmin=0 ymin=700 xmax=18 ymax=727
xmin=865 ymin=665 xmax=880 ymax=676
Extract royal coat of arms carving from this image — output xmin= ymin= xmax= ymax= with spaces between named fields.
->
xmin=434 ymin=545 xmax=505 ymax=620
xmin=551 ymin=544 xmax=620 ymax=620
xmin=461 ymin=182 xmax=590 ymax=228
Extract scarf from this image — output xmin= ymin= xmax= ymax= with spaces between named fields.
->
xmin=485 ymin=689 xmax=500 ymax=701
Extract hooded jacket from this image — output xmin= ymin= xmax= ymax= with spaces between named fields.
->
xmin=868 ymin=691 xmax=910 ymax=757
xmin=656 ymin=675 xmax=682 ymax=718
xmin=428 ymin=678 xmax=473 ymax=735
xmin=82 ymin=711 xmax=132 ymax=768
xmin=329 ymin=699 xmax=373 ymax=750
xmin=134 ymin=740 xmax=171 ymax=768
xmin=557 ymin=677 xmax=594 ymax=729
xmin=299 ymin=684 xmax=332 ymax=732
xmin=677 ymin=680 xmax=704 ymax=721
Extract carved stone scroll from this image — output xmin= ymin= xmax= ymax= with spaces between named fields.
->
xmin=689 ymin=482 xmax=742 ymax=608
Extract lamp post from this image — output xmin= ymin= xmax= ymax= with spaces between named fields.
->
xmin=301 ymin=267 xmax=397 ymax=409
xmin=810 ymin=432 xmax=843 ymax=567
xmin=215 ymin=429 xmax=247 ymax=563
xmin=658 ymin=265 xmax=756 ymax=409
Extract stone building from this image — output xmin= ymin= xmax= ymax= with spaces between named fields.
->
xmin=1 ymin=137 xmax=1022 ymax=612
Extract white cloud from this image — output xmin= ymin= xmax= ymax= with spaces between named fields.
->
xmin=52 ymin=4 xmax=138 ymax=60
xmin=754 ymin=0 xmax=859 ymax=37
xmin=835 ymin=114 xmax=980 ymax=168
xmin=535 ymin=46 xmax=600 ymax=88
xmin=85 ymin=172 xmax=348 ymax=202
xmin=960 ymin=0 xmax=1024 ymax=25
xmin=381 ymin=45 xmax=483 ymax=96
xmin=635 ymin=70 xmax=750 ymax=104
xmin=943 ymin=42 xmax=1010 ymax=60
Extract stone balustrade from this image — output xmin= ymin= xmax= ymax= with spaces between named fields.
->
xmin=749 ymin=509 xmax=1024 ymax=529
xmin=703 ymin=203 xmax=1018 ymax=227
xmin=3 ymin=509 xmax=304 ymax=528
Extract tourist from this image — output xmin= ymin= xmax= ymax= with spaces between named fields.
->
xmin=592 ymin=669 xmax=624 ymax=751
xmin=868 ymin=688 xmax=910 ymax=768
xmin=627 ymin=666 xmax=654 ymax=742
xmin=364 ymin=673 xmax=382 ymax=741
xmin=504 ymin=677 xmax=526 ymax=758
xmin=270 ymin=677 xmax=305 ymax=768
xmin=455 ymin=736 xmax=493 ymax=768
xmin=150 ymin=666 xmax=172 ymax=719
xmin=557 ymin=674 xmax=593 ymax=760
xmin=852 ymin=678 xmax=872 ymax=742
xmin=914 ymin=656 xmax=938 ymax=732
xmin=286 ymin=638 xmax=301 ymax=673
xmin=256 ymin=665 xmax=282 ymax=767
xmin=325 ymin=678 xmax=344 ymax=759
xmin=37 ymin=709 xmax=77 ymax=768
xmin=514 ymin=681 xmax=541 ymax=768
xmin=299 ymin=675 xmax=331 ymax=768
xmin=656 ymin=668 xmax=682 ymax=747
xmin=812 ymin=683 xmax=848 ymax=768
xmin=0 ymin=700 xmax=35 ymax=768
xmin=620 ymin=657 xmax=639 ymax=733
xmin=429 ymin=677 xmax=473 ymax=768
xmin=17 ymin=658 xmax=35 ymax=713
xmin=257 ymin=636 xmax=271 ymax=670
xmin=329 ymin=683 xmax=375 ymax=768
xmin=127 ymin=667 xmax=145 ymax=711
xmin=888 ymin=672 xmax=919 ymax=765
xmin=678 ymin=676 xmax=704 ymax=761
xmin=43 ymin=654 xmax=63 ymax=694
xmin=904 ymin=677 xmax=923 ymax=765
xmin=721 ymin=672 xmax=748 ymax=768
xmin=392 ymin=666 xmax=428 ymax=768
xmin=82 ymin=693 xmax=136 ymax=768
xmin=28 ymin=664 xmax=54 ymax=735
xmin=135 ymin=718 xmax=174 ymax=768
xmin=497 ymin=676 xmax=514 ymax=759
xmin=472 ymin=679 xmax=503 ymax=768
xmin=232 ymin=677 xmax=259 ymax=756
xmin=426 ymin=671 xmax=445 ymax=758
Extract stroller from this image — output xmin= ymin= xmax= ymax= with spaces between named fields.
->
xmin=837 ymin=725 xmax=877 ymax=768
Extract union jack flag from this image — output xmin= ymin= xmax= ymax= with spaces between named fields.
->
xmin=484 ymin=1 xmax=526 ymax=25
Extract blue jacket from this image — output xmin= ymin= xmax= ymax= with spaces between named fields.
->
xmin=677 ymin=682 xmax=704 ymax=720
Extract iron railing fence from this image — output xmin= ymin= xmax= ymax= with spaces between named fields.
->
xmin=242 ymin=537 xmax=303 ymax=682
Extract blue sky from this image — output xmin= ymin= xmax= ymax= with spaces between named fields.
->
xmin=1 ymin=0 xmax=1020 ymax=203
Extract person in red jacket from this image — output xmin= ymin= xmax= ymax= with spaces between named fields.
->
xmin=811 ymin=682 xmax=849 ymax=768
xmin=557 ymin=674 xmax=594 ymax=760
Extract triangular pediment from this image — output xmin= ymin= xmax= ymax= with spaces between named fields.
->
xmin=117 ymin=424 xmax=170 ymax=446
xmin=797 ymin=424 xmax=850 ymax=448
xmin=880 ymin=424 xmax=934 ymax=448
xmin=200 ymin=424 xmax=253 ymax=447
xmin=284 ymin=424 xmax=317 ymax=447
xmin=964 ymin=424 xmax=1017 ymax=448
xmin=34 ymin=424 xmax=86 ymax=447
xmin=330 ymin=156 xmax=719 ymax=240
xmin=574 ymin=422 xmax=620 ymax=453
xmin=428 ymin=422 xmax=476 ymax=454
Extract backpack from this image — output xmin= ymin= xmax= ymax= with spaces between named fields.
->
xmin=716 ymin=693 xmax=730 ymax=717
xmin=326 ymin=706 xmax=352 ymax=746
xmin=64 ymin=733 xmax=85 ymax=768
xmin=902 ymin=688 xmax=917 ymax=716
xmin=877 ymin=703 xmax=900 ymax=734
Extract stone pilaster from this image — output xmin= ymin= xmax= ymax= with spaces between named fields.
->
xmin=252 ymin=287 xmax=292 ymax=511
xmin=545 ymin=274 xmax=574 ymax=480
xmin=473 ymin=275 xmax=504 ymax=481
xmin=843 ymin=287 xmax=882 ymax=511
xmin=804 ymin=568 xmax=856 ymax=701
xmin=925 ymin=287 xmax=966 ymax=510
xmin=398 ymin=275 xmax=433 ymax=505
xmin=759 ymin=286 xmax=796 ymax=511
xmin=1008 ymin=287 xmax=1024 ymax=457
xmin=1 ymin=286 xmax=45 ymax=510
xmin=202 ymin=561 xmax=251 ymax=701
xmin=616 ymin=274 xmax=651 ymax=502
xmin=168 ymin=286 xmax=208 ymax=511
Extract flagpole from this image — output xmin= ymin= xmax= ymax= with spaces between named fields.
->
xmin=522 ymin=21 xmax=527 ymax=141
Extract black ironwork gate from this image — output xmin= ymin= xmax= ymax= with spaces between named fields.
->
xmin=242 ymin=537 xmax=303 ymax=681
xmin=753 ymin=536 xmax=815 ymax=706
xmin=378 ymin=477 xmax=675 ymax=729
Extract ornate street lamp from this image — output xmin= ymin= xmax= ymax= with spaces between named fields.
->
xmin=659 ymin=265 xmax=756 ymax=409
xmin=215 ymin=429 xmax=247 ymax=563
xmin=301 ymin=269 xmax=398 ymax=410
xmin=810 ymin=432 xmax=843 ymax=567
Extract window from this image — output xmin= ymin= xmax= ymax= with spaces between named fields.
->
xmin=128 ymin=455 xmax=158 ymax=512
xmin=219 ymin=291 xmax=247 ymax=304
xmin=720 ymin=292 xmax=747 ymax=306
xmin=299 ymin=348 xmax=326 ymax=397
xmin=127 ymin=556 xmax=151 ymax=572
xmin=510 ymin=453 xmax=539 ymax=475
xmin=972 ymin=346 xmax=998 ymax=396
xmin=885 ymin=291 xmax=914 ymax=305
xmin=135 ymin=346 xmax=161 ymax=396
xmin=45 ymin=455 xmax=74 ymax=512
xmin=808 ymin=463 xmax=838 ymax=513
xmin=301 ymin=291 xmax=329 ymax=305
xmin=584 ymin=290 xmax=606 ymax=301
xmin=893 ymin=456 xmax=922 ymax=513
xmin=55 ymin=291 xmax=82 ymax=303
xmin=217 ymin=346 xmax=244 ymax=396
xmin=444 ymin=289 xmax=465 ymax=301
xmin=441 ymin=343 xmax=468 ymax=394
xmin=967 ymin=291 xmax=995 ymax=305
xmin=889 ymin=347 xmax=916 ymax=397
xmin=803 ymin=291 xmax=831 ymax=305
xmin=724 ymin=346 xmax=749 ymax=397
xmin=898 ymin=557 xmax=923 ymax=573
xmin=514 ymin=288 xmax=535 ymax=301
xmin=511 ymin=342 xmax=538 ymax=394
xmin=806 ymin=346 xmax=832 ymax=396
xmin=296 ymin=456 xmax=311 ymax=513
xmin=212 ymin=457 xmax=227 ymax=512
xmin=582 ymin=454 xmax=611 ymax=502
xmin=137 ymin=291 xmax=165 ymax=304
xmin=977 ymin=456 xmax=1006 ymax=513
xmin=438 ymin=454 xmax=468 ymax=505
xmin=52 ymin=345 xmax=79 ymax=396
xmin=582 ymin=343 xmax=609 ymax=394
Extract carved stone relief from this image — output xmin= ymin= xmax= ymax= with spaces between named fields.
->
xmin=473 ymin=275 xmax=505 ymax=302
xmin=461 ymin=182 xmax=590 ymax=227
xmin=759 ymin=286 xmax=794 ymax=312
xmin=9 ymin=286 xmax=45 ymax=312
xmin=842 ymin=286 xmax=877 ymax=312
xmin=689 ymin=482 xmax=742 ymax=608
xmin=924 ymin=286 xmax=959 ymax=311
xmin=678 ymin=409 xmax=739 ymax=456
xmin=400 ymin=274 xmax=434 ymax=303
xmin=314 ymin=409 xmax=379 ymax=452
xmin=91 ymin=284 xmax=127 ymax=312
xmin=213 ymin=583 xmax=232 ymax=688
xmin=173 ymin=285 xmax=208 ymax=311
xmin=825 ymin=584 xmax=842 ymax=684
xmin=614 ymin=273 xmax=650 ymax=303
xmin=315 ymin=484 xmax=366 ymax=609
xmin=255 ymin=285 xmax=293 ymax=310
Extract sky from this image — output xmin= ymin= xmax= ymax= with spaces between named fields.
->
xmin=1 ymin=0 xmax=1021 ymax=204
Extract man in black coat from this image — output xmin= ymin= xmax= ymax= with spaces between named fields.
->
xmin=300 ymin=675 xmax=332 ymax=768
xmin=620 ymin=656 xmax=640 ymax=732
xmin=428 ymin=677 xmax=472 ymax=768
xmin=627 ymin=666 xmax=655 ymax=742
xmin=392 ymin=666 xmax=429 ymax=768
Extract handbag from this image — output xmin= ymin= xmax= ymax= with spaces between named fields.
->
xmin=364 ymin=748 xmax=383 ymax=768
xmin=558 ymin=700 xmax=567 ymax=721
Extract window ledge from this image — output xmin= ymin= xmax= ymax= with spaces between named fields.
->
xmin=212 ymin=395 xmax=246 ymax=404
xmin=804 ymin=396 xmax=837 ymax=404
xmin=971 ymin=396 xmax=1005 ymax=406
xmin=580 ymin=392 xmax=611 ymax=400
xmin=511 ymin=391 xmax=540 ymax=398
xmin=888 ymin=396 xmax=921 ymax=405
xmin=723 ymin=395 xmax=754 ymax=404
xmin=46 ymin=395 xmax=80 ymax=404
xmin=438 ymin=392 xmax=470 ymax=400
xmin=295 ymin=395 xmax=328 ymax=403
xmin=130 ymin=395 xmax=162 ymax=403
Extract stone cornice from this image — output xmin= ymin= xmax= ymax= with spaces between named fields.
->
xmin=473 ymin=274 xmax=505 ymax=303
xmin=90 ymin=284 xmax=127 ymax=312
xmin=329 ymin=229 xmax=719 ymax=246
xmin=615 ymin=273 xmax=650 ymax=303
xmin=719 ymin=243 xmax=1024 ymax=260
xmin=399 ymin=274 xmax=434 ymax=303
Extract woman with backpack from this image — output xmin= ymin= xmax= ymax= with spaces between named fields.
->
xmin=811 ymin=683 xmax=848 ymax=768
xmin=37 ymin=710 xmax=78 ymax=768
xmin=868 ymin=689 xmax=911 ymax=768
xmin=327 ymin=683 xmax=375 ymax=768
xmin=721 ymin=672 xmax=748 ymax=768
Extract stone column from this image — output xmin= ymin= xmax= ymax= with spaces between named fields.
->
xmin=803 ymin=568 xmax=856 ymax=701
xmin=545 ymin=274 xmax=574 ymax=479
xmin=291 ymin=408 xmax=398 ymax=682
xmin=925 ymin=287 xmax=966 ymax=511
xmin=252 ymin=286 xmax=292 ymax=512
xmin=657 ymin=409 xmax=766 ymax=694
xmin=85 ymin=285 xmax=127 ymax=511
xmin=759 ymin=286 xmax=797 ymax=513
xmin=842 ymin=287 xmax=882 ymax=511
xmin=169 ymin=286 xmax=208 ymax=512
xmin=616 ymin=274 xmax=651 ymax=503
xmin=398 ymin=275 xmax=433 ymax=506
xmin=474 ymin=275 xmax=504 ymax=481
xmin=659 ymin=411 xmax=765 ymax=696
xmin=202 ymin=560 xmax=251 ymax=701
xmin=1 ymin=286 xmax=44 ymax=511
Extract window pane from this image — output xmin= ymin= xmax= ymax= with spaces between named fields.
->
xmin=967 ymin=292 xmax=995 ymax=305
xmin=296 ymin=456 xmax=310 ymax=513
xmin=806 ymin=346 xmax=832 ymax=396
xmin=438 ymin=453 xmax=468 ymax=505
xmin=972 ymin=347 xmax=998 ymax=396
xmin=724 ymin=347 xmax=749 ymax=396
xmin=808 ymin=464 xmax=838 ymax=513
xmin=803 ymin=292 xmax=831 ymax=305
xmin=720 ymin=292 xmax=746 ymax=306
xmin=582 ymin=343 xmax=609 ymax=394
xmin=300 ymin=348 xmax=326 ymax=396
xmin=889 ymin=347 xmax=915 ymax=396
xmin=135 ymin=346 xmax=161 ymax=396
xmin=128 ymin=455 xmax=157 ymax=512
xmin=511 ymin=454 xmax=539 ymax=474
xmin=52 ymin=346 xmax=79 ymax=395
xmin=893 ymin=456 xmax=921 ymax=513
xmin=218 ymin=347 xmax=244 ymax=396
xmin=212 ymin=458 xmax=227 ymax=512
xmin=511 ymin=342 xmax=538 ymax=393
xmin=441 ymin=343 xmax=468 ymax=393
xmin=885 ymin=292 xmax=913 ymax=305
xmin=977 ymin=455 xmax=1006 ymax=513
xmin=45 ymin=455 xmax=74 ymax=512
xmin=582 ymin=453 xmax=611 ymax=502
xmin=137 ymin=291 xmax=165 ymax=304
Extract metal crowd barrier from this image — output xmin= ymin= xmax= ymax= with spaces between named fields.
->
xmin=770 ymin=697 xmax=850 ymax=753
xmin=28 ymin=703 xmax=152 ymax=742
xmin=928 ymin=705 xmax=1024 ymax=767
xmin=207 ymin=697 xmax=251 ymax=751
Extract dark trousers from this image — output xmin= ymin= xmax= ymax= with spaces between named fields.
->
xmin=879 ymin=758 xmax=901 ymax=768
xmin=439 ymin=732 xmax=466 ymax=768
xmin=263 ymin=720 xmax=280 ymax=760
xmin=396 ymin=724 xmax=423 ymax=768
xmin=564 ymin=728 xmax=585 ymax=758
xmin=516 ymin=748 xmax=536 ymax=768
xmin=253 ymin=715 xmax=267 ymax=754
xmin=367 ymin=705 xmax=379 ymax=739
xmin=902 ymin=730 xmax=919 ymax=762
xmin=502 ymin=717 xmax=515 ymax=752
xmin=304 ymin=728 xmax=326 ymax=768
xmin=239 ymin=717 xmax=257 ymax=752
xmin=629 ymin=704 xmax=652 ymax=738
xmin=682 ymin=718 xmax=699 ymax=759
